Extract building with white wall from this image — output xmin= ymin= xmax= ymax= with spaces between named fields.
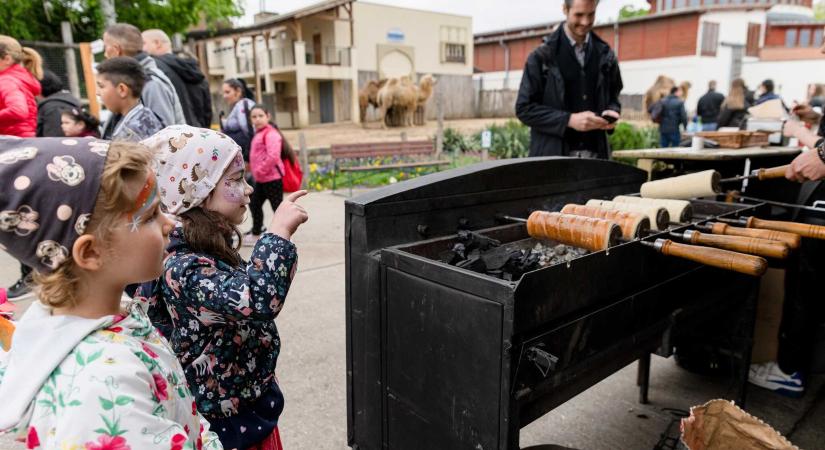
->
xmin=186 ymin=0 xmax=474 ymax=128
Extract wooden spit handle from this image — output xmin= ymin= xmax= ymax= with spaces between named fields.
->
xmin=745 ymin=216 xmax=825 ymax=240
xmin=709 ymin=222 xmax=801 ymax=250
xmin=685 ymin=230 xmax=790 ymax=260
xmin=655 ymin=239 xmax=768 ymax=277
xmin=755 ymin=165 xmax=790 ymax=181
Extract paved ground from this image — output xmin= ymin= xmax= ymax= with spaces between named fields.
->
xmin=1 ymin=190 xmax=824 ymax=449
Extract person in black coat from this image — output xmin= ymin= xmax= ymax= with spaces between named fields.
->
xmin=658 ymin=87 xmax=687 ymax=148
xmin=515 ymin=0 xmax=622 ymax=159
xmin=143 ymin=29 xmax=214 ymax=127
xmin=36 ymin=70 xmax=81 ymax=137
xmin=716 ymin=78 xmax=750 ymax=130
xmin=696 ymin=80 xmax=725 ymax=131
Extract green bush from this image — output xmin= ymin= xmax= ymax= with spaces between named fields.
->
xmin=442 ymin=127 xmax=476 ymax=153
xmin=483 ymin=119 xmax=530 ymax=159
xmin=608 ymin=122 xmax=659 ymax=150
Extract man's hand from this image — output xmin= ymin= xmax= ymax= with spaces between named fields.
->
xmin=568 ymin=111 xmax=609 ymax=132
xmin=601 ymin=110 xmax=620 ymax=130
xmin=785 ymin=150 xmax=825 ymax=182
xmin=783 ymin=118 xmax=806 ymax=138
xmin=792 ymin=104 xmax=822 ymax=126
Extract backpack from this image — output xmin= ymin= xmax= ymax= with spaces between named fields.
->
xmin=266 ymin=124 xmax=304 ymax=192
xmin=649 ymin=99 xmax=665 ymax=124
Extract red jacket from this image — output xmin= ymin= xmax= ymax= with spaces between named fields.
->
xmin=0 ymin=64 xmax=41 ymax=137
xmin=249 ymin=124 xmax=284 ymax=183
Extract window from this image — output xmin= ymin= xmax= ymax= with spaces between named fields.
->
xmin=800 ymin=28 xmax=812 ymax=47
xmin=814 ymin=28 xmax=824 ymax=47
xmin=675 ymin=0 xmax=686 ymax=7
xmin=786 ymin=29 xmax=797 ymax=48
xmin=690 ymin=0 xmax=700 ymax=6
xmin=444 ymin=43 xmax=466 ymax=63
xmin=701 ymin=22 xmax=720 ymax=56
xmin=746 ymin=23 xmax=761 ymax=56
xmin=440 ymin=26 xmax=468 ymax=64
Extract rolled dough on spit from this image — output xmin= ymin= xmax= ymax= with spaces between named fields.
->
xmin=585 ymin=199 xmax=670 ymax=231
xmin=612 ymin=195 xmax=693 ymax=223
xmin=640 ymin=170 xmax=720 ymax=200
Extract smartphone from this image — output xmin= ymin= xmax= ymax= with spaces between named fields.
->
xmin=601 ymin=112 xmax=618 ymax=124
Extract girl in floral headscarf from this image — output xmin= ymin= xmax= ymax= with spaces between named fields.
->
xmin=139 ymin=125 xmax=308 ymax=450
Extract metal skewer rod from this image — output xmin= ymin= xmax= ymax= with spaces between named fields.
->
xmin=720 ymin=165 xmax=789 ymax=183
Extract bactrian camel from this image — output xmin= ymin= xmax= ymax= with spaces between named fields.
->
xmin=375 ymin=74 xmax=437 ymax=128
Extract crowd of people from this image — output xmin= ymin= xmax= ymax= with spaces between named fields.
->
xmin=0 ymin=24 xmax=301 ymax=450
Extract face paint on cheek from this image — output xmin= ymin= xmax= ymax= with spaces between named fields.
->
xmin=232 ymin=152 xmax=244 ymax=170
xmin=221 ymin=179 xmax=246 ymax=204
xmin=125 ymin=174 xmax=158 ymax=232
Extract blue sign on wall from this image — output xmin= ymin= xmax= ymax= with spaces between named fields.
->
xmin=387 ymin=28 xmax=405 ymax=43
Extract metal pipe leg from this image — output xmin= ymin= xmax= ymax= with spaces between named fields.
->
xmin=638 ymin=353 xmax=651 ymax=404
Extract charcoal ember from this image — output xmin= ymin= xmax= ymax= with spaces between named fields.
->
xmin=554 ymin=245 xmax=567 ymax=256
xmin=456 ymin=255 xmax=486 ymax=272
xmin=481 ymin=247 xmax=522 ymax=270
xmin=451 ymin=243 xmax=467 ymax=260
xmin=439 ymin=250 xmax=459 ymax=265
xmin=457 ymin=229 xmax=501 ymax=251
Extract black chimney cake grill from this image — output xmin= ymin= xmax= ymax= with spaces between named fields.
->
xmin=344 ymin=158 xmax=762 ymax=450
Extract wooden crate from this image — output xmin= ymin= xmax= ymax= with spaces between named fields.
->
xmin=696 ymin=131 xmax=770 ymax=149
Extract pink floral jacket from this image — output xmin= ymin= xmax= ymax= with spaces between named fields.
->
xmin=0 ymin=301 xmax=223 ymax=450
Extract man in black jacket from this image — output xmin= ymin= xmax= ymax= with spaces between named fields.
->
xmin=143 ymin=29 xmax=214 ymax=128
xmin=696 ymin=80 xmax=724 ymax=131
xmin=515 ymin=0 xmax=622 ymax=159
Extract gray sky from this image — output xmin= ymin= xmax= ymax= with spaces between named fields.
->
xmin=240 ymin=0 xmax=650 ymax=33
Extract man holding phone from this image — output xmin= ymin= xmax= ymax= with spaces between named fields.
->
xmin=516 ymin=0 xmax=623 ymax=159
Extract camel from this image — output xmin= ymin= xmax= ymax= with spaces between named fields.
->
xmin=414 ymin=74 xmax=437 ymax=125
xmin=358 ymin=79 xmax=387 ymax=124
xmin=377 ymin=77 xmax=418 ymax=128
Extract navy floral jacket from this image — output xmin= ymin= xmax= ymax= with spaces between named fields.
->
xmin=144 ymin=227 xmax=297 ymax=421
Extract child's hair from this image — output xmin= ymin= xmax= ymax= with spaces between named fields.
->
xmin=0 ymin=35 xmax=43 ymax=80
xmin=96 ymin=57 xmax=147 ymax=98
xmin=250 ymin=104 xmax=298 ymax=165
xmin=179 ymin=208 xmax=242 ymax=267
xmin=62 ymin=108 xmax=101 ymax=133
xmin=33 ymin=141 xmax=155 ymax=308
xmin=40 ymin=70 xmax=64 ymax=97
xmin=224 ymin=78 xmax=254 ymax=100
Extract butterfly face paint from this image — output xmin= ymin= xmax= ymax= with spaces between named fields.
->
xmin=221 ymin=177 xmax=246 ymax=204
xmin=125 ymin=173 xmax=158 ymax=232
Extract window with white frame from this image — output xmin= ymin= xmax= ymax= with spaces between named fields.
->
xmin=441 ymin=26 xmax=468 ymax=64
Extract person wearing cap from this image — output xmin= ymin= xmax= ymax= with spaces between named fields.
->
xmin=0 ymin=137 xmax=222 ymax=449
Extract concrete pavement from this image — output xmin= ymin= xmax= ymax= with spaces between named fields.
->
xmin=1 ymin=191 xmax=823 ymax=449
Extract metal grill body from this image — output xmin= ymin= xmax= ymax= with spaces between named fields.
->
xmin=345 ymin=158 xmax=762 ymax=449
